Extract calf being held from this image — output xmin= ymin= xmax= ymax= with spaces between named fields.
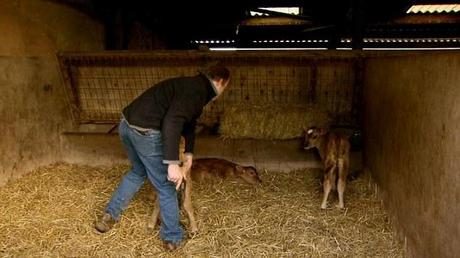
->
xmin=149 ymin=157 xmax=261 ymax=233
xmin=303 ymin=127 xmax=350 ymax=209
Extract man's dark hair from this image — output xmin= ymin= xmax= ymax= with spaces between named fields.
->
xmin=202 ymin=62 xmax=230 ymax=81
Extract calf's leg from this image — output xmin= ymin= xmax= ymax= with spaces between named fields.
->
xmin=321 ymin=165 xmax=335 ymax=209
xmin=182 ymin=177 xmax=198 ymax=234
xmin=336 ymin=158 xmax=348 ymax=209
xmin=148 ymin=194 xmax=161 ymax=230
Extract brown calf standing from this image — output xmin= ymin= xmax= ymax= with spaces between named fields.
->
xmin=148 ymin=138 xmax=197 ymax=233
xmin=303 ymin=127 xmax=350 ymax=209
xmin=191 ymin=158 xmax=262 ymax=185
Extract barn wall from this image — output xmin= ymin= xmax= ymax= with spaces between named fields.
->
xmin=57 ymin=51 xmax=362 ymax=165
xmin=363 ymin=52 xmax=460 ymax=258
xmin=60 ymin=133 xmax=127 ymax=165
xmin=0 ymin=0 xmax=104 ymax=186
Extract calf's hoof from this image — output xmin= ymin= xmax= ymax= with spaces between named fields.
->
xmin=188 ymin=229 xmax=198 ymax=238
xmin=190 ymin=226 xmax=198 ymax=234
xmin=147 ymin=223 xmax=156 ymax=234
xmin=147 ymin=219 xmax=162 ymax=233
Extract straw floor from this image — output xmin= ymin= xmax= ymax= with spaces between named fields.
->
xmin=0 ymin=163 xmax=404 ymax=257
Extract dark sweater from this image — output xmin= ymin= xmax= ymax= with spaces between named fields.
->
xmin=122 ymin=73 xmax=217 ymax=163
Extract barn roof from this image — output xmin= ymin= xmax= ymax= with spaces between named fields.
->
xmin=55 ymin=0 xmax=460 ymax=49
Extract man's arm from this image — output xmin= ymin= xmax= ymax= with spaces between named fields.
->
xmin=161 ymin=110 xmax=186 ymax=164
xmin=182 ymin=120 xmax=197 ymax=156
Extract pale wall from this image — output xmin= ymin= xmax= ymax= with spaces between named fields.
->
xmin=363 ymin=52 xmax=460 ymax=258
xmin=0 ymin=0 xmax=104 ymax=185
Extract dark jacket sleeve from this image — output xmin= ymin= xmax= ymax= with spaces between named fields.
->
xmin=161 ymin=108 xmax=187 ymax=164
xmin=182 ymin=119 xmax=197 ymax=154
xmin=161 ymin=99 xmax=203 ymax=164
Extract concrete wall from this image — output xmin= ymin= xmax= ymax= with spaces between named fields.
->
xmin=60 ymin=132 xmax=128 ymax=165
xmin=363 ymin=52 xmax=460 ymax=258
xmin=0 ymin=0 xmax=104 ymax=186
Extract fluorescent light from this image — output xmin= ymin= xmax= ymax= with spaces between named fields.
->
xmin=362 ymin=37 xmax=460 ymax=43
xmin=210 ymin=47 xmax=328 ymax=51
xmin=209 ymin=47 xmax=460 ymax=51
xmin=363 ymin=47 xmax=460 ymax=50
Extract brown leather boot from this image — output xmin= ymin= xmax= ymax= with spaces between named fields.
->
xmin=95 ymin=213 xmax=116 ymax=233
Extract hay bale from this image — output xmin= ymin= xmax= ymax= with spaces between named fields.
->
xmin=220 ymin=105 xmax=332 ymax=140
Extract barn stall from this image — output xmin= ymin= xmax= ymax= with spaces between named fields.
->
xmin=1 ymin=1 xmax=459 ymax=257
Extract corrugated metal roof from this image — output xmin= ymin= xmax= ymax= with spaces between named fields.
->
xmin=250 ymin=7 xmax=300 ymax=16
xmin=407 ymin=4 xmax=460 ymax=14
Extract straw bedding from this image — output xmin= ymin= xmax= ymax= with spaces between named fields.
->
xmin=0 ymin=163 xmax=404 ymax=257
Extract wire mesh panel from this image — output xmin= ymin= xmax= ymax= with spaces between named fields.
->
xmin=58 ymin=51 xmax=362 ymax=127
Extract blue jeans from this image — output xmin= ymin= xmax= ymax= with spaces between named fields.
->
xmin=105 ymin=119 xmax=183 ymax=244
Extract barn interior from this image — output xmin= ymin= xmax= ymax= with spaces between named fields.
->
xmin=1 ymin=0 xmax=459 ymax=257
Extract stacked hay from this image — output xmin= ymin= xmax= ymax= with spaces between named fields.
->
xmin=0 ymin=163 xmax=404 ymax=257
xmin=220 ymin=105 xmax=332 ymax=140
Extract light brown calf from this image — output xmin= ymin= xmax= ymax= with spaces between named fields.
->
xmin=148 ymin=139 xmax=197 ymax=233
xmin=148 ymin=142 xmax=261 ymax=233
xmin=303 ymin=127 xmax=350 ymax=209
xmin=191 ymin=158 xmax=262 ymax=185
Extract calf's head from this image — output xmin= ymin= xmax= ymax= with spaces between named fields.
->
xmin=303 ymin=127 xmax=326 ymax=150
xmin=235 ymin=165 xmax=262 ymax=185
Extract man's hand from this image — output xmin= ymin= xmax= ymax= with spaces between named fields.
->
xmin=167 ymin=164 xmax=184 ymax=190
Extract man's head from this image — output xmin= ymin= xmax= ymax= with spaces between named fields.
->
xmin=203 ymin=63 xmax=230 ymax=98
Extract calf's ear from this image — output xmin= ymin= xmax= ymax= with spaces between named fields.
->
xmin=307 ymin=129 xmax=315 ymax=136
xmin=235 ymin=165 xmax=243 ymax=171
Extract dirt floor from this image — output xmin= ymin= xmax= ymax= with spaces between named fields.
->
xmin=0 ymin=162 xmax=404 ymax=257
